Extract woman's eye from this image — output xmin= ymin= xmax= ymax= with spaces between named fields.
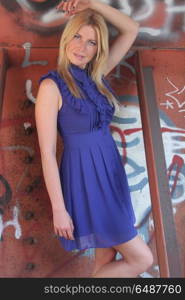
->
xmin=89 ymin=41 xmax=96 ymax=46
xmin=73 ymin=35 xmax=96 ymax=46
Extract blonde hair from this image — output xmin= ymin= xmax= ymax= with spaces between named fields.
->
xmin=57 ymin=8 xmax=120 ymax=111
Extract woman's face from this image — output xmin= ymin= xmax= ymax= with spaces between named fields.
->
xmin=66 ymin=25 xmax=98 ymax=69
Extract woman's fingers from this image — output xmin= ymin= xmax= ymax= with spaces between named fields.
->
xmin=57 ymin=0 xmax=81 ymax=15
xmin=59 ymin=228 xmax=68 ymax=239
xmin=56 ymin=0 xmax=63 ymax=10
xmin=70 ymin=229 xmax=75 ymax=240
xmin=67 ymin=0 xmax=75 ymax=11
xmin=53 ymin=211 xmax=75 ymax=240
xmin=68 ymin=223 xmax=75 ymax=240
xmin=56 ymin=0 xmax=74 ymax=11
xmin=65 ymin=229 xmax=75 ymax=240
xmin=56 ymin=227 xmax=75 ymax=240
xmin=73 ymin=0 xmax=79 ymax=9
xmin=65 ymin=1 xmax=79 ymax=16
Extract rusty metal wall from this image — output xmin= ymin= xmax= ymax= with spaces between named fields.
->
xmin=0 ymin=0 xmax=185 ymax=278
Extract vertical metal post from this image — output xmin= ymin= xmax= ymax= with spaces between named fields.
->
xmin=135 ymin=50 xmax=182 ymax=277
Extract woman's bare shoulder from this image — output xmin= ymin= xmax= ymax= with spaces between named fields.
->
xmin=39 ymin=78 xmax=59 ymax=91
xmin=37 ymin=78 xmax=62 ymax=111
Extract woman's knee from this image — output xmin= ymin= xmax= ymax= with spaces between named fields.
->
xmin=113 ymin=235 xmax=153 ymax=273
xmin=92 ymin=247 xmax=117 ymax=274
xmin=133 ymin=248 xmax=153 ymax=273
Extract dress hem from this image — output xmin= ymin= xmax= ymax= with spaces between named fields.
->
xmin=58 ymin=231 xmax=138 ymax=252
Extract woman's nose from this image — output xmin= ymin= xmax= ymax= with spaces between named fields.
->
xmin=77 ymin=41 xmax=87 ymax=52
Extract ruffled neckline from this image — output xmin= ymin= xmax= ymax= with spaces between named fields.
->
xmin=69 ymin=63 xmax=88 ymax=72
xmin=68 ymin=63 xmax=114 ymax=108
xmin=68 ymin=63 xmax=115 ymax=131
xmin=39 ymin=65 xmax=115 ymax=132
xmin=68 ymin=63 xmax=89 ymax=83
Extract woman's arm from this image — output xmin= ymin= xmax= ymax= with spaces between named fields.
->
xmin=90 ymin=0 xmax=139 ymax=33
xmin=35 ymin=79 xmax=74 ymax=240
xmin=89 ymin=0 xmax=140 ymax=75
xmin=35 ymin=79 xmax=66 ymax=212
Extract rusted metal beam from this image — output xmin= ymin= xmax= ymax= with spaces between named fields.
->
xmin=135 ymin=50 xmax=182 ymax=277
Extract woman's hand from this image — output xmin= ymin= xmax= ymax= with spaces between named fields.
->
xmin=53 ymin=209 xmax=75 ymax=240
xmin=56 ymin=0 xmax=92 ymax=16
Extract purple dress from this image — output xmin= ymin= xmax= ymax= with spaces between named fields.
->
xmin=39 ymin=64 xmax=138 ymax=251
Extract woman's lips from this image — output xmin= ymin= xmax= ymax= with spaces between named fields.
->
xmin=74 ymin=53 xmax=85 ymax=60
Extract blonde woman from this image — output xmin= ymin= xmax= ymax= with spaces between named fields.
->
xmin=35 ymin=0 xmax=153 ymax=278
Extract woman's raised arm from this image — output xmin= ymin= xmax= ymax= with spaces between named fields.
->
xmin=57 ymin=0 xmax=140 ymax=75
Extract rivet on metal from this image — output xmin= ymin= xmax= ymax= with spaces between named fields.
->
xmin=24 ymin=211 xmax=34 ymax=220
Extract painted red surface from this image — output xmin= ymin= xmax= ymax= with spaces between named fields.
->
xmin=0 ymin=1 xmax=185 ymax=278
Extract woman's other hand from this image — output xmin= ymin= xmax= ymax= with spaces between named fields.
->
xmin=53 ymin=209 xmax=75 ymax=240
xmin=56 ymin=0 xmax=92 ymax=16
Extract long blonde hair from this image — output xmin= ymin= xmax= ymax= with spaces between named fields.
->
xmin=57 ymin=8 xmax=120 ymax=110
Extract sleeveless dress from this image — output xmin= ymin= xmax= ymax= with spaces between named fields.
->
xmin=38 ymin=64 xmax=138 ymax=251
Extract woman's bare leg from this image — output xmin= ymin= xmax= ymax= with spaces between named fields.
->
xmin=92 ymin=235 xmax=153 ymax=278
xmin=91 ymin=247 xmax=117 ymax=276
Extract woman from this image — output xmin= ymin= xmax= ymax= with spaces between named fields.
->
xmin=35 ymin=0 xmax=153 ymax=278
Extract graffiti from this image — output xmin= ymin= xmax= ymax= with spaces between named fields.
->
xmin=168 ymin=155 xmax=184 ymax=196
xmin=22 ymin=41 xmax=46 ymax=105
xmin=0 ymin=173 xmax=21 ymax=242
xmin=134 ymin=0 xmax=185 ymax=38
xmin=111 ymin=104 xmax=185 ymax=229
xmin=0 ymin=143 xmax=35 ymax=241
xmin=0 ymin=144 xmax=35 ymax=159
xmin=22 ymin=42 xmax=47 ymax=67
xmin=160 ymin=77 xmax=185 ymax=116
xmin=164 ymin=127 xmax=185 ymax=203
xmin=0 ymin=0 xmax=184 ymax=41
xmin=0 ymin=143 xmax=36 ymax=242
xmin=109 ymin=103 xmax=185 ymax=277
xmin=26 ymin=79 xmax=36 ymax=104
xmin=0 ymin=206 xmax=22 ymax=240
